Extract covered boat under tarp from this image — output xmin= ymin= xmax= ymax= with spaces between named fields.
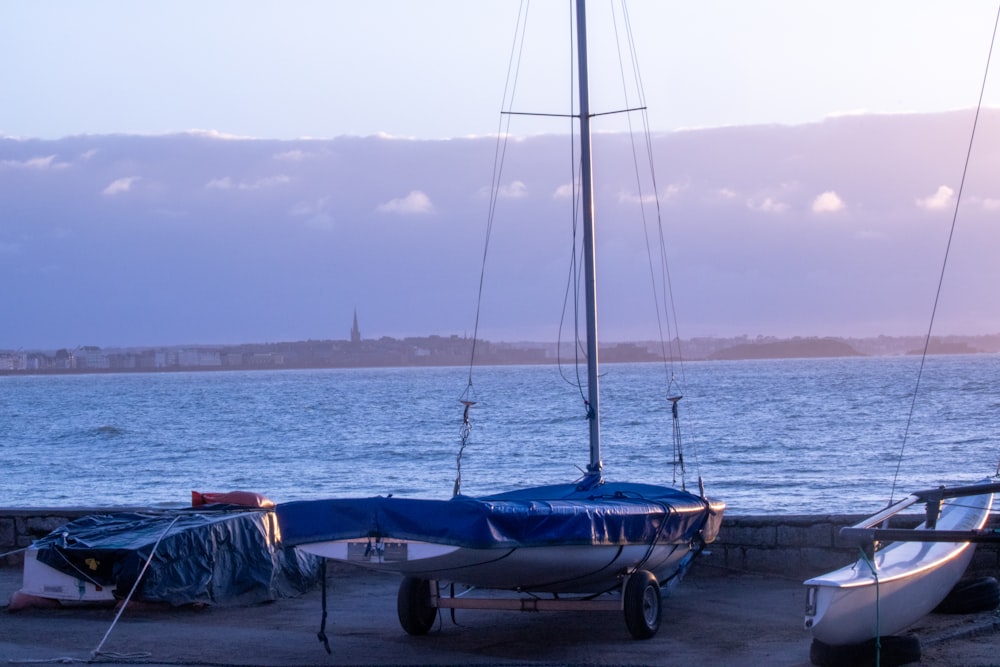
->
xmin=18 ymin=506 xmax=321 ymax=608
xmin=277 ymin=480 xmax=722 ymax=593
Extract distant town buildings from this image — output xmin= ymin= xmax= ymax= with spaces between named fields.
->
xmin=2 ymin=312 xmax=999 ymax=376
xmin=0 ymin=335 xmax=478 ymax=374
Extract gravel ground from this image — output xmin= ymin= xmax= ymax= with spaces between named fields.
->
xmin=2 ymin=562 xmax=998 ymax=666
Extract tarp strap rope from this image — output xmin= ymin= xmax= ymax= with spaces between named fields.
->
xmin=0 ymin=546 xmax=26 ymax=559
xmin=449 ymin=582 xmax=459 ymax=625
xmin=90 ymin=515 xmax=179 ymax=661
xmin=51 ymin=544 xmax=104 ymax=587
xmin=317 ymin=559 xmax=332 ymax=654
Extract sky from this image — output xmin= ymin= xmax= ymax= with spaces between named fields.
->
xmin=2 ymin=2 xmax=1000 ymax=350
xmin=3 ymin=1 xmax=1000 ymax=141
xmin=4 ymin=111 xmax=1000 ymax=349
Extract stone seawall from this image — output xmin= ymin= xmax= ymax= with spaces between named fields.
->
xmin=2 ymin=508 xmax=998 ymax=579
xmin=713 ymin=514 xmax=1000 ymax=578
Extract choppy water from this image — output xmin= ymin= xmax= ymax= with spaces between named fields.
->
xmin=1 ymin=355 xmax=998 ymax=514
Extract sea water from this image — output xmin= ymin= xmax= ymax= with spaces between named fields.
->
xmin=1 ymin=355 xmax=998 ymax=514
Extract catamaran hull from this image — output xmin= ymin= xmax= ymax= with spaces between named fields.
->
xmin=804 ymin=485 xmax=993 ymax=646
xmin=805 ymin=543 xmax=977 ymax=645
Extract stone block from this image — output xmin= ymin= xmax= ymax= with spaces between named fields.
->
xmin=0 ymin=517 xmax=14 ymax=547
xmin=24 ymin=515 xmax=69 ymax=537
xmin=744 ymin=546 xmax=799 ymax=575
xmin=800 ymin=547 xmax=857 ymax=576
xmin=778 ymin=521 xmax=836 ymax=549
xmin=700 ymin=544 xmax=743 ymax=572
xmin=719 ymin=524 xmax=777 ymax=548
xmin=968 ymin=546 xmax=1000 ymax=578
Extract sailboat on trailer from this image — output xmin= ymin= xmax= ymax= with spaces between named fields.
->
xmin=276 ymin=0 xmax=724 ymax=640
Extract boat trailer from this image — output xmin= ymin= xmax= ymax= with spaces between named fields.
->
xmin=396 ymin=566 xmax=685 ymax=641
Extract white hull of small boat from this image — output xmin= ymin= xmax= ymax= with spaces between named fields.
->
xmin=298 ymin=539 xmax=699 ymax=593
xmin=804 ymin=486 xmax=993 ymax=646
xmin=17 ymin=546 xmax=115 ymax=606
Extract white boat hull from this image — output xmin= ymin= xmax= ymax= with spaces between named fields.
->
xmin=804 ymin=485 xmax=993 ymax=645
xmin=278 ymin=485 xmax=725 ymax=596
xmin=18 ymin=546 xmax=116 ymax=605
xmin=299 ymin=539 xmax=698 ymax=593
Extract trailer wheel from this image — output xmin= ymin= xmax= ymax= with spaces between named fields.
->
xmin=623 ymin=570 xmax=661 ymax=639
xmin=397 ymin=577 xmax=437 ymax=635
xmin=934 ymin=576 xmax=1000 ymax=614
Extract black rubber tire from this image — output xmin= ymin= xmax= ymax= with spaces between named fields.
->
xmin=623 ymin=570 xmax=661 ymax=640
xmin=397 ymin=577 xmax=437 ymax=635
xmin=809 ymin=635 xmax=921 ymax=667
xmin=934 ymin=576 xmax=1000 ymax=614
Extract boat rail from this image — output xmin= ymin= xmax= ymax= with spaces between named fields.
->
xmin=840 ymin=481 xmax=1000 ymax=547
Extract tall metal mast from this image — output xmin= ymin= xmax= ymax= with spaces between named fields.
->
xmin=575 ymin=0 xmax=602 ymax=477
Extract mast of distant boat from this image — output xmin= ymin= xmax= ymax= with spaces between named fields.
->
xmin=575 ymin=0 xmax=602 ymax=481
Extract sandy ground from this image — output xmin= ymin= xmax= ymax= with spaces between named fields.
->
xmin=2 ymin=562 xmax=999 ymax=666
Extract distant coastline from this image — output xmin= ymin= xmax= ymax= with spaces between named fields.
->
xmin=2 ymin=333 xmax=999 ymax=376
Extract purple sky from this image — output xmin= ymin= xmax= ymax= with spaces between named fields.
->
xmin=3 ymin=2 xmax=999 ymax=140
xmin=2 ymin=110 xmax=999 ymax=350
xmin=3 ymin=2 xmax=1000 ymax=350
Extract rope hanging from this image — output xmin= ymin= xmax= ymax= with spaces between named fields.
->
xmin=317 ymin=559 xmax=332 ymax=654
xmin=454 ymin=398 xmax=475 ymax=497
xmin=450 ymin=3 xmax=528 ymax=495
xmin=612 ymin=1 xmax=704 ymax=484
xmin=857 ymin=545 xmax=882 ymax=663
xmin=668 ymin=394 xmax=685 ymax=490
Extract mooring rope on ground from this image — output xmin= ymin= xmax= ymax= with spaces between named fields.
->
xmin=88 ymin=515 xmax=180 ymax=661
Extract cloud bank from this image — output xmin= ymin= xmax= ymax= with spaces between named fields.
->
xmin=2 ymin=109 xmax=999 ymax=349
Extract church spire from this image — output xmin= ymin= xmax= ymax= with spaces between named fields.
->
xmin=351 ymin=308 xmax=361 ymax=344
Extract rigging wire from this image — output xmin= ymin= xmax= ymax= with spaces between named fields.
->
xmin=460 ymin=0 xmax=708 ymax=487
xmin=888 ymin=4 xmax=1000 ymax=504
xmin=609 ymin=0 xmax=702 ymax=482
xmin=463 ymin=0 xmax=529 ymax=384
xmin=612 ymin=2 xmax=674 ymax=364
xmin=456 ymin=0 xmax=531 ymax=490
xmin=554 ymin=0 xmax=593 ymax=411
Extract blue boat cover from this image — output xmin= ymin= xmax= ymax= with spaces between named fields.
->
xmin=33 ymin=507 xmax=321 ymax=606
xmin=277 ymin=481 xmax=716 ymax=549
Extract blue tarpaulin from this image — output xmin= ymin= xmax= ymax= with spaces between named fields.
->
xmin=277 ymin=481 xmax=715 ymax=550
xmin=33 ymin=507 xmax=320 ymax=606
